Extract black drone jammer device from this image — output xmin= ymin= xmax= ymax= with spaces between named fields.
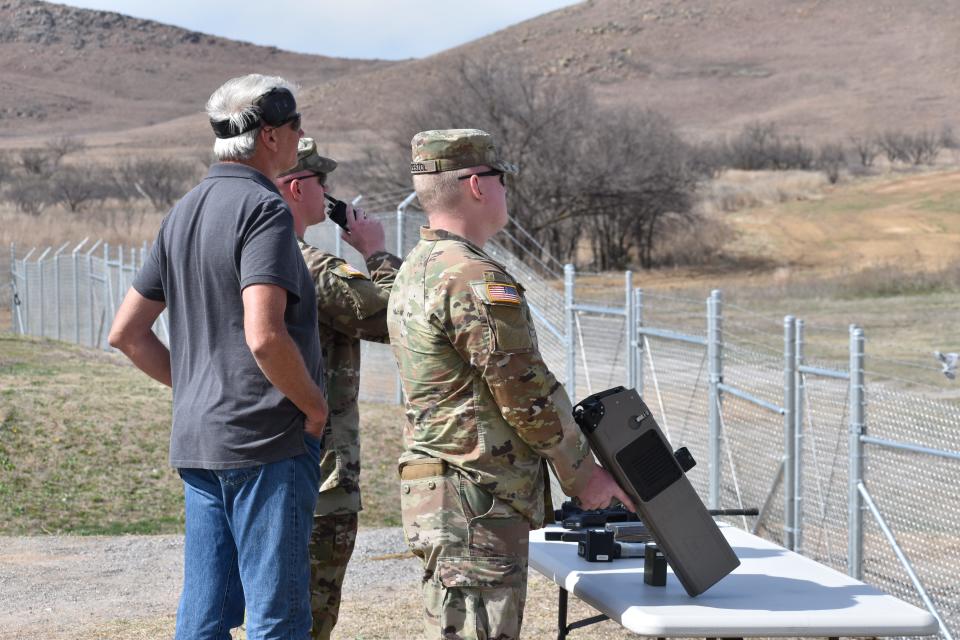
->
xmin=573 ymin=386 xmax=740 ymax=596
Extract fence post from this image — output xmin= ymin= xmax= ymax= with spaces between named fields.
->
xmin=102 ymin=243 xmax=110 ymax=350
xmin=87 ymin=240 xmax=100 ymax=348
xmin=54 ymin=248 xmax=61 ymax=340
xmin=564 ymin=264 xmax=576 ymax=400
xmin=634 ymin=288 xmax=644 ymax=397
xmin=72 ymin=239 xmax=87 ymax=345
xmin=72 ymin=245 xmax=79 ymax=343
xmin=848 ymin=324 xmax=866 ymax=579
xmin=707 ymin=289 xmax=723 ymax=509
xmin=119 ymin=245 xmax=125 ymax=304
xmin=22 ymin=248 xmax=35 ymax=336
xmin=38 ymin=246 xmax=51 ymax=339
xmin=8 ymin=244 xmax=14 ymax=333
xmin=783 ymin=315 xmax=797 ymax=550
xmin=794 ymin=318 xmax=805 ymax=552
xmin=396 ymin=192 xmax=417 ymax=258
xmin=394 ymin=193 xmax=417 ymax=406
xmin=625 ymin=271 xmax=635 ymax=389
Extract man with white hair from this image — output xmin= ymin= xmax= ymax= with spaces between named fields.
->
xmin=109 ymin=74 xmax=327 ymax=639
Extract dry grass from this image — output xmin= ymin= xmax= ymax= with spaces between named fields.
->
xmin=0 ymin=334 xmax=180 ymax=535
xmin=0 ymin=202 xmax=165 ymax=251
xmin=0 ymin=333 xmax=409 ymax=535
xmin=699 ymin=169 xmax=830 ymax=214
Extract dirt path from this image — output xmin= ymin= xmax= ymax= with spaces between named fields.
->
xmin=0 ymin=528 xmax=419 ymax=639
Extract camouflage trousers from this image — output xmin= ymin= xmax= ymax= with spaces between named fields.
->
xmin=308 ymin=511 xmax=359 ymax=640
xmin=400 ymin=466 xmax=530 ymax=640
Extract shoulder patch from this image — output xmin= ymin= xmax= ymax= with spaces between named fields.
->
xmin=485 ymin=282 xmax=522 ymax=305
xmin=335 ymin=263 xmax=368 ymax=279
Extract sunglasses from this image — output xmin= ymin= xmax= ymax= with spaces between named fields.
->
xmin=264 ymin=112 xmax=301 ymax=132
xmin=457 ymin=169 xmax=506 ymax=186
xmin=283 ymin=171 xmax=326 ymax=187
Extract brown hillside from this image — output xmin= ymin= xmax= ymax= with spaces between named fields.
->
xmin=0 ymin=0 xmax=395 ymax=137
xmin=302 ymin=0 xmax=960 ymax=141
xmin=0 ymin=0 xmax=957 ymax=152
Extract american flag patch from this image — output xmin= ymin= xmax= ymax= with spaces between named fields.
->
xmin=486 ymin=283 xmax=521 ymax=304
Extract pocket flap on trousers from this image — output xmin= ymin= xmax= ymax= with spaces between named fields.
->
xmin=436 ymin=556 xmax=524 ymax=589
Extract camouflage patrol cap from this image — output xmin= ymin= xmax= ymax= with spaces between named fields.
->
xmin=278 ymin=137 xmax=338 ymax=178
xmin=410 ymin=129 xmax=518 ymax=175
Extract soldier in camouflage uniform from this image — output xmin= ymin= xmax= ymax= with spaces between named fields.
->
xmin=276 ymin=138 xmax=403 ymax=640
xmin=389 ymin=129 xmax=634 ymax=640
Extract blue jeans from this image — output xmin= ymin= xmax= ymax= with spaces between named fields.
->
xmin=175 ymin=436 xmax=322 ymax=640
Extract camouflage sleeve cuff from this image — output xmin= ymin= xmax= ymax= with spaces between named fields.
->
xmin=366 ymin=251 xmax=402 ymax=273
xmin=560 ymin=457 xmax=594 ymax=497
xmin=540 ymin=386 xmax=593 ymax=497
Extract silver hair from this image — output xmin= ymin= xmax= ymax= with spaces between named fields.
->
xmin=205 ymin=74 xmax=298 ymax=162
xmin=412 ymin=167 xmax=476 ymax=214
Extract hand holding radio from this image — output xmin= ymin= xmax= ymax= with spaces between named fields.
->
xmin=337 ymin=201 xmax=386 ymax=260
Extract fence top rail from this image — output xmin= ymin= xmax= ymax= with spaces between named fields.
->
xmin=798 ymin=364 xmax=850 ymax=380
xmin=571 ymin=302 xmax=627 ymax=317
xmin=860 ymin=435 xmax=960 ymax=462
xmin=718 ymin=382 xmax=786 ymax=415
xmin=638 ymin=290 xmax=707 ymax=305
xmin=638 ymin=325 xmax=707 ymax=346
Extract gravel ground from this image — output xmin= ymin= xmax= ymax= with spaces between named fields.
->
xmin=0 ymin=527 xmax=420 ymax=639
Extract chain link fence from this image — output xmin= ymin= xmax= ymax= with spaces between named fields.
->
xmin=6 ymin=191 xmax=959 ymax=639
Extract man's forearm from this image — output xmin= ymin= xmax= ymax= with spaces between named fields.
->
xmin=113 ymin=333 xmax=172 ymax=387
xmin=249 ymin=330 xmax=327 ymax=421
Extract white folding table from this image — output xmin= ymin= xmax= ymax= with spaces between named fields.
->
xmin=529 ymin=524 xmax=939 ymax=639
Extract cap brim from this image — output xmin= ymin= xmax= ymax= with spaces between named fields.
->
xmin=491 ymin=160 xmax=519 ymax=175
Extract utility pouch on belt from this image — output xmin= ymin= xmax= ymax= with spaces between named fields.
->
xmin=572 ymin=386 xmax=740 ymax=597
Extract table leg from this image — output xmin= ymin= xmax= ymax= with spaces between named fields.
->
xmin=558 ymin=587 xmax=568 ymax=640
xmin=556 ymin=585 xmax=610 ymax=638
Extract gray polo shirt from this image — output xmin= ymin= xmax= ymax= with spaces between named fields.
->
xmin=133 ymin=162 xmax=323 ymax=469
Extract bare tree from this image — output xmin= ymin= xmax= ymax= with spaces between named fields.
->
xmin=877 ymin=130 xmax=909 ymax=164
xmin=0 ymin=153 xmax=10 ymax=189
xmin=49 ymin=166 xmax=111 ymax=212
xmin=848 ymin=135 xmax=877 ymax=167
xmin=941 ymin=124 xmax=958 ymax=150
xmin=45 ymin=136 xmax=87 ymax=165
xmin=903 ymin=130 xmax=942 ymax=165
xmin=351 ymin=58 xmax=702 ymax=270
xmin=6 ymin=175 xmax=52 ymax=215
xmin=352 ymin=57 xmax=595 ymax=265
xmin=722 ymin=122 xmax=814 ymax=171
xmin=116 ymin=158 xmax=201 ymax=211
xmin=578 ymin=108 xmax=699 ymax=269
xmin=18 ymin=148 xmax=55 ymax=176
xmin=816 ymin=143 xmax=846 ymax=184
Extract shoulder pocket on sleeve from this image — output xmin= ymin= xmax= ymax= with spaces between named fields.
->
xmin=471 ymin=281 xmax=534 ymax=354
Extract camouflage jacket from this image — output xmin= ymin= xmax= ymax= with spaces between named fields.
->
xmin=387 ymin=227 xmax=592 ymax=527
xmin=300 ymin=240 xmax=402 ymax=516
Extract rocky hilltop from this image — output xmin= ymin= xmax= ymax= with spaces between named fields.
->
xmin=0 ymin=0 xmax=393 ymax=134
